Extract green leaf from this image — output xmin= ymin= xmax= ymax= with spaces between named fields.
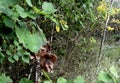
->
xmin=16 ymin=50 xmax=23 ymax=56
xmin=33 ymin=6 xmax=41 ymax=14
xmin=15 ymin=5 xmax=37 ymax=19
xmin=0 ymin=53 xmax=5 ymax=64
xmin=0 ymin=76 xmax=6 ymax=83
xmin=22 ymin=55 xmax=30 ymax=63
xmin=63 ymin=24 xmax=69 ymax=30
xmin=89 ymin=37 xmax=96 ymax=43
xmin=3 ymin=16 xmax=15 ymax=28
xmin=38 ymin=0 xmax=42 ymax=5
xmin=0 ymin=73 xmax=12 ymax=83
xmin=15 ymin=4 xmax=24 ymax=13
xmin=109 ymin=66 xmax=119 ymax=78
xmin=6 ymin=50 xmax=12 ymax=55
xmin=27 ymin=12 xmax=38 ymax=19
xmin=14 ymin=40 xmax=19 ymax=46
xmin=0 ymin=5 xmax=13 ymax=16
xmin=74 ymin=76 xmax=84 ymax=83
xmin=15 ymin=5 xmax=28 ymax=18
xmin=20 ymin=78 xmax=33 ymax=83
xmin=79 ymin=21 xmax=85 ymax=28
xmin=61 ymin=24 xmax=68 ymax=30
xmin=49 ymin=16 xmax=58 ymax=24
xmin=15 ymin=27 xmax=47 ymax=53
xmin=44 ymin=81 xmax=51 ymax=83
xmin=24 ymin=52 xmax=30 ymax=56
xmin=98 ymin=71 xmax=113 ymax=83
xmin=0 ymin=0 xmax=16 ymax=5
xmin=16 ymin=49 xmax=23 ymax=56
xmin=18 ymin=21 xmax=26 ymax=28
xmin=57 ymin=77 xmax=67 ymax=83
xmin=8 ymin=56 xmax=15 ymax=63
xmin=0 ymin=0 xmax=16 ymax=16
xmin=42 ymin=70 xmax=51 ymax=81
xmin=25 ymin=0 xmax=33 ymax=7
xmin=42 ymin=2 xmax=56 ymax=15
xmin=11 ymin=12 xmax=19 ymax=20
xmin=13 ymin=54 xmax=19 ymax=61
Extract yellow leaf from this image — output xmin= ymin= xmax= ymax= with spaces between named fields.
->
xmin=107 ymin=26 xmax=114 ymax=31
xmin=60 ymin=20 xmax=67 ymax=25
xmin=56 ymin=25 xmax=60 ymax=32
xmin=114 ymin=8 xmax=120 ymax=14
xmin=97 ymin=1 xmax=107 ymax=13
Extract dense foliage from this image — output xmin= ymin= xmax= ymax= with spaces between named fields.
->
xmin=0 ymin=0 xmax=120 ymax=83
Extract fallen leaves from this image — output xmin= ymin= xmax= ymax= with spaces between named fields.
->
xmin=30 ymin=42 xmax=57 ymax=73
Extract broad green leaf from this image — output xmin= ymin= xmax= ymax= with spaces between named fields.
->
xmin=109 ymin=66 xmax=119 ymax=78
xmin=3 ymin=16 xmax=15 ymax=28
xmin=27 ymin=12 xmax=38 ymax=19
xmin=98 ymin=71 xmax=113 ymax=83
xmin=0 ymin=5 xmax=13 ymax=16
xmin=42 ymin=2 xmax=56 ymax=15
xmin=0 ymin=73 xmax=12 ymax=83
xmin=0 ymin=53 xmax=5 ymax=64
xmin=19 ymin=12 xmax=29 ymax=18
xmin=25 ymin=0 xmax=33 ymax=7
xmin=8 ymin=56 xmax=15 ymax=63
xmin=11 ymin=12 xmax=19 ymax=20
xmin=22 ymin=55 xmax=30 ymax=63
xmin=15 ymin=5 xmax=37 ymax=19
xmin=74 ymin=76 xmax=84 ymax=83
xmin=15 ymin=5 xmax=24 ymax=13
xmin=0 ymin=0 xmax=16 ymax=16
xmin=15 ymin=5 xmax=28 ymax=18
xmin=15 ymin=27 xmax=47 ymax=53
xmin=0 ymin=76 xmax=6 ymax=83
xmin=44 ymin=81 xmax=51 ymax=83
xmin=13 ymin=54 xmax=19 ymax=61
xmin=0 ymin=0 xmax=16 ymax=5
xmin=18 ymin=21 xmax=26 ymax=28
xmin=57 ymin=77 xmax=67 ymax=83
xmin=20 ymin=78 xmax=33 ymax=83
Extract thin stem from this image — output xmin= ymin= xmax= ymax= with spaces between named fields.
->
xmin=95 ymin=0 xmax=114 ymax=75
xmin=28 ymin=68 xmax=33 ymax=80
xmin=98 ymin=0 xmax=114 ymax=61
xmin=35 ymin=59 xmax=41 ymax=83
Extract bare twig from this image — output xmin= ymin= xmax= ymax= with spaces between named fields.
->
xmin=28 ymin=68 xmax=33 ymax=80
xmin=98 ymin=0 xmax=114 ymax=61
xmin=35 ymin=58 xmax=41 ymax=83
xmin=95 ymin=0 xmax=115 ymax=76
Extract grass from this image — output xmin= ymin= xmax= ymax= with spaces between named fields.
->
xmin=51 ymin=37 xmax=120 ymax=83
